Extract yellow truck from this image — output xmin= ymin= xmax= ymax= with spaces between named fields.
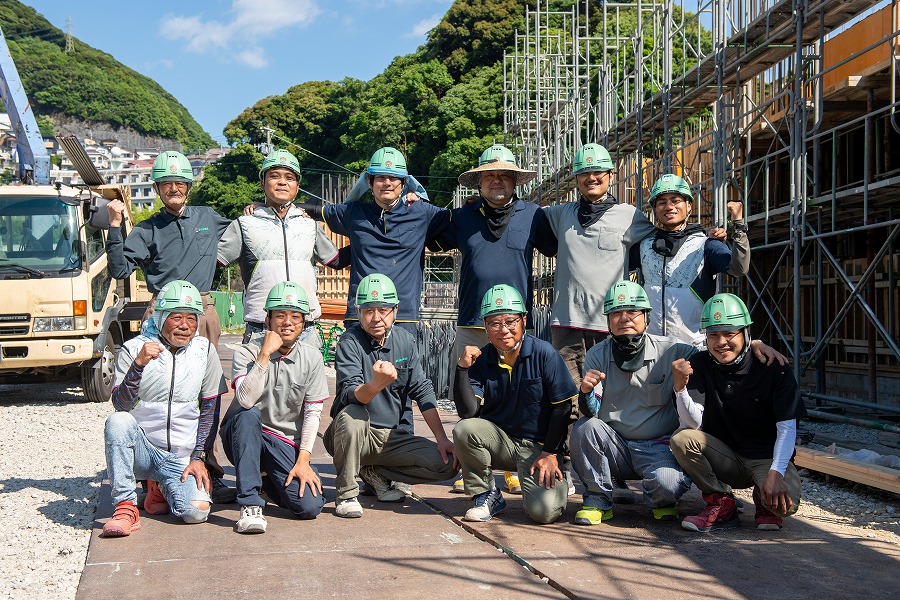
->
xmin=0 ymin=183 xmax=150 ymax=401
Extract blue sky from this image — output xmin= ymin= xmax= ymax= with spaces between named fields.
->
xmin=23 ymin=0 xmax=454 ymax=146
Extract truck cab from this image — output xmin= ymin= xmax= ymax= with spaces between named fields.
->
xmin=0 ymin=183 xmax=148 ymax=401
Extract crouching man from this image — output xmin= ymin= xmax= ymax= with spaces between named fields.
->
xmin=453 ymin=285 xmax=577 ymax=524
xmin=221 ymin=282 xmax=328 ymax=534
xmin=324 ymin=274 xmax=457 ymax=518
xmin=102 ymin=280 xmax=227 ymax=537
xmin=670 ymin=293 xmax=805 ymax=532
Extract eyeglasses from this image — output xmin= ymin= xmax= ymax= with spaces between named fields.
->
xmin=165 ymin=313 xmax=198 ymax=326
xmin=158 ymin=181 xmax=189 ymax=191
xmin=485 ymin=317 xmax=522 ymax=332
xmin=360 ymin=306 xmax=395 ymax=318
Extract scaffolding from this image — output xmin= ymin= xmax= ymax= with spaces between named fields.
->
xmin=504 ymin=0 xmax=900 ymax=409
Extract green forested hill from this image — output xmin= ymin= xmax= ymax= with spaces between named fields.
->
xmin=0 ymin=0 xmax=214 ymax=150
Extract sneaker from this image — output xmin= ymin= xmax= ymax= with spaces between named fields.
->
xmin=236 ymin=505 xmax=267 ymax=534
xmin=359 ymin=466 xmax=405 ymax=503
xmin=682 ymin=493 xmax=740 ymax=533
xmin=652 ymin=505 xmax=679 ymax=521
xmin=102 ymin=501 xmax=141 ymax=537
xmin=450 ymin=477 xmax=466 ymax=494
xmin=574 ymin=506 xmax=613 ymax=525
xmin=211 ymin=478 xmax=238 ymax=504
xmin=392 ymin=480 xmax=412 ymax=495
xmin=335 ymin=497 xmax=363 ymax=518
xmin=143 ymin=480 xmax=169 ymax=515
xmin=564 ymin=469 xmax=576 ymax=496
xmin=464 ymin=488 xmax=506 ymax=522
xmin=503 ymin=471 xmax=522 ymax=494
xmin=753 ymin=486 xmax=783 ymax=530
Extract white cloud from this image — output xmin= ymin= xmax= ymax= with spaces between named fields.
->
xmin=160 ymin=0 xmax=320 ymax=69
xmin=409 ymin=13 xmax=442 ymax=38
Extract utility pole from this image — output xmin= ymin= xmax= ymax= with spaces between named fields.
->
xmin=65 ymin=17 xmax=74 ymax=54
xmin=260 ymin=125 xmax=274 ymax=155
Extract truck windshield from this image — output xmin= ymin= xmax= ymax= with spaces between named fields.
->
xmin=0 ymin=196 xmax=81 ymax=272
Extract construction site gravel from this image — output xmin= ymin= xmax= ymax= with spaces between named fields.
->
xmin=1 ymin=380 xmax=898 ymax=600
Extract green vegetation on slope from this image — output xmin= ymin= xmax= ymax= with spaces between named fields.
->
xmin=0 ymin=0 xmax=214 ymax=151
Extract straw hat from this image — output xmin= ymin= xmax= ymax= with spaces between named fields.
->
xmin=458 ymin=144 xmax=537 ymax=189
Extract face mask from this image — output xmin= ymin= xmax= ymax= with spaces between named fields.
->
xmin=611 ymin=333 xmax=646 ymax=372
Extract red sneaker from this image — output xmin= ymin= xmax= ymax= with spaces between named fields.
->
xmin=753 ymin=486 xmax=783 ymax=530
xmin=143 ymin=480 xmax=169 ymax=515
xmin=102 ymin=501 xmax=141 ymax=537
xmin=681 ymin=493 xmax=740 ymax=533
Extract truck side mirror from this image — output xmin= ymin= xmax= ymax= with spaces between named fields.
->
xmin=86 ymin=195 xmax=113 ymax=230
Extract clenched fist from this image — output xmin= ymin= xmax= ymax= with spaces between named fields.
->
xmin=259 ymin=330 xmax=284 ymax=358
xmin=135 ymin=341 xmax=162 ymax=367
xmin=107 ymin=199 xmax=126 ymax=228
xmin=727 ymin=201 xmax=744 ymax=222
xmin=580 ymin=369 xmax=605 ymax=394
xmin=371 ymin=360 xmax=398 ymax=389
xmin=457 ymin=345 xmax=482 ymax=369
xmin=672 ymin=358 xmax=693 ymax=392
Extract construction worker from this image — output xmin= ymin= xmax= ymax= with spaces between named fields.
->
xmin=639 ymin=174 xmax=749 ymax=346
xmin=217 ymin=149 xmax=345 ymax=345
xmin=569 ymin=281 xmax=695 ymax=526
xmin=221 ymin=282 xmax=329 ymax=534
xmin=670 ymin=293 xmax=804 ymax=532
xmin=106 ymin=150 xmax=236 ymax=504
xmin=543 ymin=143 xmax=655 ymax=386
xmin=321 ymin=147 xmax=451 ymax=337
xmin=434 ymin=144 xmax=558 ymax=496
xmin=571 ymin=282 xmax=785 ymax=526
xmin=324 ymin=274 xmax=457 ymax=518
xmin=101 ymin=281 xmax=228 ymax=537
xmin=453 ymin=285 xmax=577 ymax=524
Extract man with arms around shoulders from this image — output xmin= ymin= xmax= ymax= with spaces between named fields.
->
xmin=670 ymin=293 xmax=804 ymax=532
xmin=218 ymin=149 xmax=345 ymax=346
xmin=101 ymin=280 xmax=228 ymax=537
xmin=324 ymin=274 xmax=457 ymax=518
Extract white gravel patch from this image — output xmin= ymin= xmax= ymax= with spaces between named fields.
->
xmin=0 ymin=382 xmax=109 ymax=600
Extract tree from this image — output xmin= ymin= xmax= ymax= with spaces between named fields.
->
xmin=190 ymin=144 xmax=265 ymax=219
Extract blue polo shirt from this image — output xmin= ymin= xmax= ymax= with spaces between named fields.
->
xmin=466 ymin=334 xmax=577 ymax=442
xmin=434 ymin=198 xmax=557 ymax=327
xmin=323 ymin=199 xmax=450 ymax=322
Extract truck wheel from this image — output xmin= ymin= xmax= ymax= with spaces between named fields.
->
xmin=80 ymin=337 xmax=117 ymax=403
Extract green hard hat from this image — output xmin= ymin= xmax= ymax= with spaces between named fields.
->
xmin=259 ymin=149 xmax=302 ymax=181
xmin=480 ymin=284 xmax=526 ymax=318
xmin=478 ymin=144 xmax=517 ymax=166
xmin=356 ymin=273 xmax=399 ymax=307
xmin=649 ymin=173 xmax=694 ymax=205
xmin=265 ymin=281 xmax=310 ymax=314
xmin=604 ymin=280 xmax=652 ymax=315
xmin=701 ymin=293 xmax=753 ymax=332
xmin=154 ymin=280 xmax=204 ymax=314
xmin=573 ymin=143 xmax=614 ymax=174
xmin=366 ymin=147 xmax=408 ymax=178
xmin=151 ymin=151 xmax=194 ymax=183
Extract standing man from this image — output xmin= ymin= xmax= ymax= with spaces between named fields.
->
xmin=101 ymin=281 xmax=228 ymax=537
xmin=217 ymin=149 xmax=344 ymax=345
xmin=543 ymin=144 xmax=656 ymax=386
xmin=324 ymin=274 xmax=457 ymax=518
xmin=453 ymin=285 xmax=577 ymax=524
xmin=322 ymin=147 xmax=450 ymax=336
xmin=106 ymin=149 xmax=235 ymax=503
xmin=670 ymin=293 xmax=804 ymax=532
xmin=221 ymin=282 xmax=329 ymax=534
xmin=639 ymin=174 xmax=750 ymax=345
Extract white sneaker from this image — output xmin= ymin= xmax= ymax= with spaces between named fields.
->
xmin=359 ymin=466 xmax=406 ymax=502
xmin=236 ymin=505 xmax=267 ymax=534
xmin=464 ymin=488 xmax=507 ymax=522
xmin=335 ymin=497 xmax=363 ymax=518
xmin=565 ymin=470 xmax=576 ymax=496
